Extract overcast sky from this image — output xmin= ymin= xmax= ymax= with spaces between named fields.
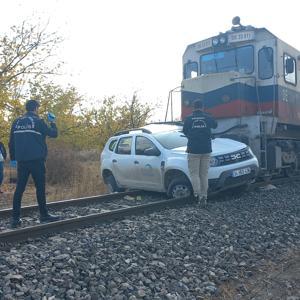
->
xmin=1 ymin=0 xmax=299 ymax=120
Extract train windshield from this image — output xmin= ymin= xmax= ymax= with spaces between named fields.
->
xmin=153 ymin=130 xmax=187 ymax=150
xmin=200 ymin=45 xmax=254 ymax=75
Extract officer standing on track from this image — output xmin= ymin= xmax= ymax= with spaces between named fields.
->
xmin=9 ymin=100 xmax=60 ymax=228
xmin=183 ymin=99 xmax=217 ymax=207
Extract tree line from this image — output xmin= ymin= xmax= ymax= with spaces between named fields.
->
xmin=0 ymin=21 xmax=154 ymax=150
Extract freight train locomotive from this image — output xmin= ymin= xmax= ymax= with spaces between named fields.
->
xmin=181 ymin=17 xmax=300 ymax=176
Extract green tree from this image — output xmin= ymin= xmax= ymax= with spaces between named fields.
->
xmin=0 ymin=21 xmax=154 ymax=152
xmin=29 ymin=80 xmax=84 ymax=145
xmin=0 ymin=21 xmax=63 ymax=88
xmin=82 ymin=94 xmax=154 ymax=150
xmin=0 ymin=21 xmax=63 ymax=144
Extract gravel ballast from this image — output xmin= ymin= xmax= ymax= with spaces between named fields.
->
xmin=0 ymin=182 xmax=299 ymax=299
xmin=0 ymin=194 xmax=165 ymax=230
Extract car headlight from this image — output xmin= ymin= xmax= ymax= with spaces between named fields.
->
xmin=246 ymin=146 xmax=254 ymax=158
xmin=210 ymin=157 xmax=219 ymax=167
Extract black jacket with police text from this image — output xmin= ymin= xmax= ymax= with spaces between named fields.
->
xmin=183 ymin=110 xmax=217 ymax=154
xmin=9 ymin=112 xmax=58 ymax=162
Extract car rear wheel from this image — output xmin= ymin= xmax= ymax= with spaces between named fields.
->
xmin=106 ymin=174 xmax=124 ymax=193
xmin=167 ymin=177 xmax=193 ymax=198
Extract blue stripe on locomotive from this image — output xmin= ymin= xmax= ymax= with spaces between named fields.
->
xmin=181 ymin=83 xmax=282 ymax=109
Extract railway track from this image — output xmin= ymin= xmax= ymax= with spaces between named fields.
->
xmin=0 ymin=191 xmax=191 ymax=246
xmin=0 ymin=190 xmax=140 ymax=219
xmin=1 ymin=175 xmax=299 ymax=246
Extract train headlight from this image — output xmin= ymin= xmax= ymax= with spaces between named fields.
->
xmin=210 ymin=157 xmax=219 ymax=167
xmin=212 ymin=38 xmax=219 ymax=46
xmin=183 ymin=99 xmax=190 ymax=106
xmin=219 ymin=36 xmax=227 ymax=44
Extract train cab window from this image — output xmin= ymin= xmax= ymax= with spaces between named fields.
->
xmin=200 ymin=45 xmax=254 ymax=75
xmin=284 ymin=54 xmax=297 ymax=85
xmin=258 ymin=47 xmax=273 ymax=79
xmin=184 ymin=61 xmax=198 ymax=79
xmin=116 ymin=137 xmax=132 ymax=155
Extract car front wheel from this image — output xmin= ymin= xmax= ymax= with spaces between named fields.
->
xmin=167 ymin=177 xmax=193 ymax=198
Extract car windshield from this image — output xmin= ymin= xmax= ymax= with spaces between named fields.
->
xmin=153 ymin=130 xmax=187 ymax=149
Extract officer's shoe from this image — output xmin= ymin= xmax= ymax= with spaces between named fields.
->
xmin=198 ymin=196 xmax=208 ymax=208
xmin=40 ymin=214 xmax=60 ymax=223
xmin=11 ymin=218 xmax=22 ymax=228
xmin=194 ymin=193 xmax=199 ymax=203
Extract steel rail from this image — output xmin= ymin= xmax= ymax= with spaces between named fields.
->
xmin=0 ymin=196 xmax=192 ymax=245
xmin=0 ymin=190 xmax=140 ymax=218
xmin=1 ymin=175 xmax=299 ymax=246
xmin=205 ymin=175 xmax=300 ymax=202
xmin=250 ymin=175 xmax=300 ymax=190
xmin=1 ymin=175 xmax=298 ymax=218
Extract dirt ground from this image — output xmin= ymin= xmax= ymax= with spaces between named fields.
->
xmin=217 ymin=250 xmax=300 ymax=300
xmin=0 ymin=183 xmax=65 ymax=209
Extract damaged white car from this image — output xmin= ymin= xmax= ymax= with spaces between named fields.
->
xmin=101 ymin=123 xmax=259 ymax=198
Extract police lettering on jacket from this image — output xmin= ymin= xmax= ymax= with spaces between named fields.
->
xmin=191 ymin=117 xmax=207 ymax=129
xmin=9 ymin=112 xmax=58 ymax=162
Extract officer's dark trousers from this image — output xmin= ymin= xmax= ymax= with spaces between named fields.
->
xmin=13 ymin=159 xmax=48 ymax=220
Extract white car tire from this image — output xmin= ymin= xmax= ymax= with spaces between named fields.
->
xmin=167 ymin=177 xmax=193 ymax=199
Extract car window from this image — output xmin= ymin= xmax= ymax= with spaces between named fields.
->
xmin=116 ymin=136 xmax=132 ymax=155
xmin=135 ymin=136 xmax=159 ymax=155
xmin=108 ymin=139 xmax=117 ymax=152
xmin=153 ymin=131 xmax=187 ymax=149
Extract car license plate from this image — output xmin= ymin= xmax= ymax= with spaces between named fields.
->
xmin=232 ymin=167 xmax=251 ymax=177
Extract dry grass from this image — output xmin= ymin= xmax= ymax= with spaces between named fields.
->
xmin=47 ymin=160 xmax=107 ymax=201
xmin=0 ymin=151 xmax=107 ymax=209
xmin=214 ymin=249 xmax=300 ymax=300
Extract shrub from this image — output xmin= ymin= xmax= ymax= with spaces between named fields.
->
xmin=46 ymin=141 xmax=83 ymax=185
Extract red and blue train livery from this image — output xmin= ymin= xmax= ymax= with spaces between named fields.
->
xmin=181 ymin=17 xmax=300 ymax=175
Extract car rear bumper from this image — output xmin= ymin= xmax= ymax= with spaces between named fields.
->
xmin=208 ymin=164 xmax=259 ymax=192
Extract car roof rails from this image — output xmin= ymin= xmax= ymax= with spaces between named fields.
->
xmin=113 ymin=128 xmax=152 ymax=136
xmin=146 ymin=121 xmax=184 ymax=126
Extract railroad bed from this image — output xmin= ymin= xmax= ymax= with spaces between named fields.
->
xmin=0 ymin=176 xmax=299 ymax=244
xmin=0 ymin=191 xmax=166 ymax=229
xmin=0 ymin=180 xmax=299 ymax=299
xmin=0 ymin=191 xmax=191 ymax=244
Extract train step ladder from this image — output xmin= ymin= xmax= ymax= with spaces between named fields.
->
xmin=260 ymin=121 xmax=268 ymax=170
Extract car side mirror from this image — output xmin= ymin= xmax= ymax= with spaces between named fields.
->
xmin=286 ymin=58 xmax=294 ymax=74
xmin=144 ymin=147 xmax=161 ymax=156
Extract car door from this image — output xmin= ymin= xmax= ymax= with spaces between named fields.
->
xmin=134 ymin=135 xmax=164 ymax=190
xmin=111 ymin=136 xmax=138 ymax=187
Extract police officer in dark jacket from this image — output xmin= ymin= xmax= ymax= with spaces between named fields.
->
xmin=183 ymin=99 xmax=217 ymax=206
xmin=9 ymin=100 xmax=60 ymax=227
xmin=0 ymin=140 xmax=7 ymax=193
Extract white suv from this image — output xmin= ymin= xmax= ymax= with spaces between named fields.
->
xmin=101 ymin=123 xmax=259 ymax=198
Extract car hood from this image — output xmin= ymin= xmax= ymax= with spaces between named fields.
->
xmin=171 ymin=138 xmax=247 ymax=156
